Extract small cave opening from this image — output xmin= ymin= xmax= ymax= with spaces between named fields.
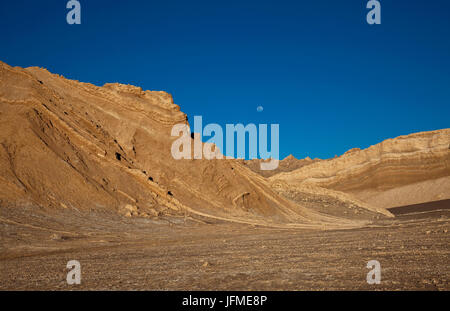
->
xmin=148 ymin=176 xmax=154 ymax=182
xmin=168 ymin=191 xmax=173 ymax=196
xmin=115 ymin=152 xmax=122 ymax=161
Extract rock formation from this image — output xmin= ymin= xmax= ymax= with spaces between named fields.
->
xmin=243 ymin=155 xmax=321 ymax=178
xmin=0 ymin=61 xmax=390 ymax=228
xmin=270 ymin=129 xmax=450 ymax=208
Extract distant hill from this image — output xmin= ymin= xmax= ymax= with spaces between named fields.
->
xmin=270 ymin=129 xmax=450 ymax=209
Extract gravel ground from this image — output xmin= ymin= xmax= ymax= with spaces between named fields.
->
xmin=0 ymin=205 xmax=448 ymax=290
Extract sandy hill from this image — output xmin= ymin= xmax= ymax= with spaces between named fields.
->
xmin=270 ymin=130 xmax=450 ymax=209
xmin=0 ymin=61 xmax=393 ymax=229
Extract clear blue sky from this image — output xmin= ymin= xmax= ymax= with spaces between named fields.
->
xmin=1 ymin=0 xmax=449 ymax=159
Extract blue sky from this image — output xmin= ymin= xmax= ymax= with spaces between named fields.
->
xmin=1 ymin=0 xmax=449 ymax=159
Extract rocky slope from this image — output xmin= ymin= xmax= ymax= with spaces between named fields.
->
xmin=270 ymin=129 xmax=450 ymax=208
xmin=0 ymin=61 xmax=391 ymax=228
xmin=242 ymin=155 xmax=321 ymax=178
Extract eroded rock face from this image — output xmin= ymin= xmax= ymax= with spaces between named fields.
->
xmin=242 ymin=155 xmax=321 ymax=178
xmin=0 ymin=61 xmax=383 ymax=228
xmin=270 ymin=129 xmax=450 ymax=208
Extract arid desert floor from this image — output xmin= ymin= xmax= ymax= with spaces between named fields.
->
xmin=1 ymin=202 xmax=448 ymax=291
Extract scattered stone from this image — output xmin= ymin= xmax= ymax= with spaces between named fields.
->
xmin=50 ymin=233 xmax=62 ymax=240
xmin=124 ymin=204 xmax=138 ymax=213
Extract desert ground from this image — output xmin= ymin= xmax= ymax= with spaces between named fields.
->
xmin=1 ymin=201 xmax=448 ymax=291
